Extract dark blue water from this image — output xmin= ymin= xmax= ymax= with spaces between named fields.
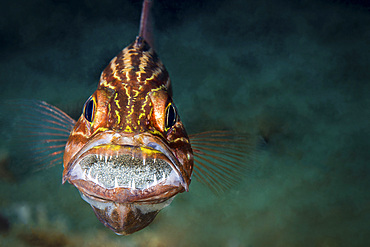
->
xmin=0 ymin=0 xmax=369 ymax=246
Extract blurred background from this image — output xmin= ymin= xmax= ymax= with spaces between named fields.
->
xmin=0 ymin=0 xmax=369 ymax=246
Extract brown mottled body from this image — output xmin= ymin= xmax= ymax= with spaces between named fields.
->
xmin=62 ymin=37 xmax=194 ymax=235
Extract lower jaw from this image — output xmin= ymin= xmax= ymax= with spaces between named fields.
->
xmin=71 ymin=177 xmax=184 ymax=203
xmin=81 ymin=192 xmax=175 ymax=235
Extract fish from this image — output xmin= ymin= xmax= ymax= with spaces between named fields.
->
xmin=12 ymin=0 xmax=256 ymax=235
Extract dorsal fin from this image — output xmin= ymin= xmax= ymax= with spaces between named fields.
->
xmin=138 ymin=0 xmax=154 ymax=48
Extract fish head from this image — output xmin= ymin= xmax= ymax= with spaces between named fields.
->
xmin=62 ymin=37 xmax=193 ymax=235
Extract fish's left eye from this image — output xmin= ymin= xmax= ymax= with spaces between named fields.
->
xmin=165 ymin=103 xmax=177 ymax=130
xmin=83 ymin=96 xmax=95 ymax=122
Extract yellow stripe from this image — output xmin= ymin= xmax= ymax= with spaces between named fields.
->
xmin=115 ymin=110 xmax=121 ymax=124
xmin=92 ymin=127 xmax=110 ymax=136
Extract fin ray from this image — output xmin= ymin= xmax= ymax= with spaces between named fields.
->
xmin=189 ymin=131 xmax=257 ymax=194
xmin=8 ymin=100 xmax=76 ymax=171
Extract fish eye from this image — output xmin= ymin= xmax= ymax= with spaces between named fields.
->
xmin=165 ymin=103 xmax=177 ymax=130
xmin=83 ymin=96 xmax=95 ymax=122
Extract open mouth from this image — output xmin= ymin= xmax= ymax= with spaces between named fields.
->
xmin=64 ymin=141 xmax=187 ymax=199
xmin=74 ymin=146 xmax=177 ymax=190
xmin=61 ymin=133 xmax=189 ymax=234
xmin=62 ymin=132 xmax=189 ymax=204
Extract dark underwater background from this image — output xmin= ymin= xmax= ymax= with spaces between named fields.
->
xmin=0 ymin=0 xmax=369 ymax=246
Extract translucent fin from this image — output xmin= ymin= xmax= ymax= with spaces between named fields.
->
xmin=189 ymin=131 xmax=257 ymax=194
xmin=9 ymin=100 xmax=76 ymax=171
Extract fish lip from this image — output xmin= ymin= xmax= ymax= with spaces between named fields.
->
xmin=72 ymin=177 xmax=184 ymax=204
xmin=79 ymin=186 xmax=180 ymax=205
xmin=63 ymin=131 xmax=188 ymax=202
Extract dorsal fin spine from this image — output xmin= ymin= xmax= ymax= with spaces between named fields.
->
xmin=138 ymin=0 xmax=154 ymax=48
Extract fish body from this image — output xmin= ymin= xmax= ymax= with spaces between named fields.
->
xmin=62 ymin=36 xmax=192 ymax=235
xmin=57 ymin=0 xmax=194 ymax=234
xmin=14 ymin=0 xmax=256 ymax=236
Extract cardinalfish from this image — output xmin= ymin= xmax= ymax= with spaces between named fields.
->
xmin=14 ymin=0 xmax=256 ymax=235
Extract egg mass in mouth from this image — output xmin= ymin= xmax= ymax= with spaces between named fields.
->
xmin=78 ymin=153 xmax=173 ymax=189
xmin=66 ymin=144 xmax=183 ymax=192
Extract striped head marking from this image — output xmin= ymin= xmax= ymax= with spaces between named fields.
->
xmin=62 ymin=37 xmax=194 ymax=235
xmin=97 ymin=37 xmax=172 ymax=133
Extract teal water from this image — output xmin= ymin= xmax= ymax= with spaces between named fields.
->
xmin=0 ymin=0 xmax=369 ymax=246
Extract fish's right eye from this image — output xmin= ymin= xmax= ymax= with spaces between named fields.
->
xmin=83 ymin=96 xmax=95 ymax=122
